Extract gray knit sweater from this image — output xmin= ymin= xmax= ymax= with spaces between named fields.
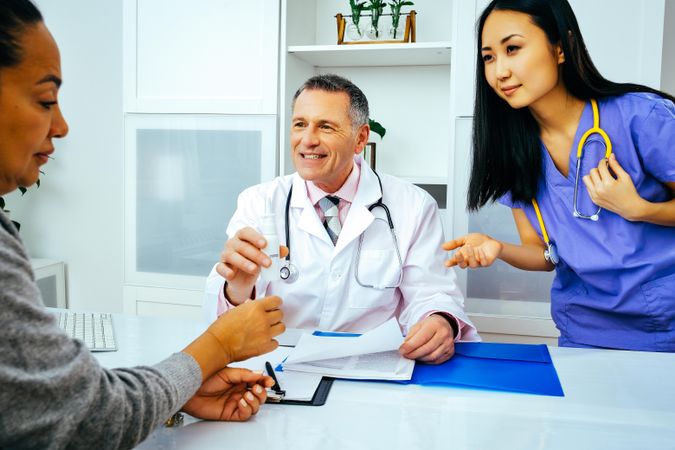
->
xmin=0 ymin=210 xmax=202 ymax=449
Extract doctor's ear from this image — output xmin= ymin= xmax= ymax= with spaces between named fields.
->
xmin=355 ymin=123 xmax=370 ymax=150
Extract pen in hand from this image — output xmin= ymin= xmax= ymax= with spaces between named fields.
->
xmin=265 ymin=361 xmax=285 ymax=395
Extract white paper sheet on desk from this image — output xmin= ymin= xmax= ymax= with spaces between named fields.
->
xmin=282 ymin=318 xmax=415 ymax=381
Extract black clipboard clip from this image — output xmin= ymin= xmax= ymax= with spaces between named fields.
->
xmin=265 ymin=361 xmax=333 ymax=406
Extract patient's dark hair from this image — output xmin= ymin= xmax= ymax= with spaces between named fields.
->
xmin=468 ymin=0 xmax=674 ymax=210
xmin=0 ymin=0 xmax=43 ymax=70
xmin=292 ymin=74 xmax=370 ymax=129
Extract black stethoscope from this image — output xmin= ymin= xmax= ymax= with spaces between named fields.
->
xmin=280 ymin=170 xmax=404 ymax=289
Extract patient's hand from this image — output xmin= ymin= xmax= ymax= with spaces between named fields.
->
xmin=181 ymin=367 xmax=274 ymax=421
xmin=399 ymin=315 xmax=456 ymax=365
xmin=442 ymin=233 xmax=502 ymax=269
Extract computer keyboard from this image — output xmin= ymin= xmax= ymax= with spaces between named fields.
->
xmin=57 ymin=311 xmax=118 ymax=352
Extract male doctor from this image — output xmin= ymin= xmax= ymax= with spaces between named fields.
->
xmin=205 ymin=75 xmax=478 ymax=364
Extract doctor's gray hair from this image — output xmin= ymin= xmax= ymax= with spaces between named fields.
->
xmin=292 ymin=74 xmax=370 ymax=130
xmin=0 ymin=0 xmax=43 ymax=70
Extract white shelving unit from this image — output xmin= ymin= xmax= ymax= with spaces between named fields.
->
xmin=287 ymin=42 xmax=452 ymax=67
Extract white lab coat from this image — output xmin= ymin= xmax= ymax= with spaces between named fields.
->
xmin=204 ymin=157 xmax=478 ymax=338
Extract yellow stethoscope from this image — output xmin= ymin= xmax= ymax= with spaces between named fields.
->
xmin=532 ymin=99 xmax=613 ymax=266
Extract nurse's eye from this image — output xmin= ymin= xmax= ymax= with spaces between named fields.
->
xmin=506 ymin=45 xmax=520 ymax=54
xmin=482 ymin=54 xmax=493 ymax=63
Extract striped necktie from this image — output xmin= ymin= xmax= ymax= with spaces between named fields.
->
xmin=319 ymin=195 xmax=341 ymax=245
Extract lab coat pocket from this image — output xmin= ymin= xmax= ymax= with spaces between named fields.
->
xmin=640 ymin=271 xmax=675 ymax=331
xmin=350 ymin=249 xmax=401 ymax=306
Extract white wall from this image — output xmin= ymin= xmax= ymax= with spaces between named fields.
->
xmin=10 ymin=0 xmax=124 ymax=312
xmin=662 ymin=0 xmax=675 ymax=94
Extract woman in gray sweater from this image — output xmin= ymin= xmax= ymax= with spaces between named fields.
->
xmin=0 ymin=1 xmax=286 ymax=448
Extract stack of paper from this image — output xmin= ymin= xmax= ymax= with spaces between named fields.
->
xmin=282 ymin=319 xmax=414 ymax=381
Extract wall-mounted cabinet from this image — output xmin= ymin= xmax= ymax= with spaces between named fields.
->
xmin=123 ymin=114 xmax=276 ymax=316
xmin=122 ymin=0 xmax=280 ymax=318
xmin=123 ymin=0 xmax=279 ymax=114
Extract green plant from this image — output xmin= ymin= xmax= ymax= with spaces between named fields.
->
xmin=348 ymin=0 xmax=370 ymax=32
xmin=389 ymin=1 xmax=414 ymax=38
xmin=369 ymin=118 xmax=386 ymax=139
xmin=368 ymin=0 xmax=387 ymax=37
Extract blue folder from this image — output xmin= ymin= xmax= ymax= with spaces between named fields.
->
xmin=312 ymin=331 xmax=564 ymax=397
xmin=402 ymin=342 xmax=564 ymax=397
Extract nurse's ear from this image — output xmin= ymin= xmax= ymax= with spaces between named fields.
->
xmin=555 ymin=40 xmax=565 ymax=65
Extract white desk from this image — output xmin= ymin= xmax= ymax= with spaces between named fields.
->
xmin=95 ymin=314 xmax=675 ymax=450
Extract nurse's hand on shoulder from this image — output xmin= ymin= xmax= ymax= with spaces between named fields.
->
xmin=399 ymin=314 xmax=455 ymax=364
xmin=583 ymin=154 xmax=643 ymax=220
xmin=442 ymin=233 xmax=502 ymax=269
xmin=182 ymin=367 xmax=275 ymax=421
xmin=216 ymin=227 xmax=289 ymax=304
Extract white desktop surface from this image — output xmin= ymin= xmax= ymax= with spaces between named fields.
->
xmin=94 ymin=314 xmax=675 ymax=450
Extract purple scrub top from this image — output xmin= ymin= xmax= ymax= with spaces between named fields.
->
xmin=500 ymin=93 xmax=675 ymax=351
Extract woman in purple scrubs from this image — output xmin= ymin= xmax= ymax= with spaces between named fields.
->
xmin=444 ymin=0 xmax=675 ymax=351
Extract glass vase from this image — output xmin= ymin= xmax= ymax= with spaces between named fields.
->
xmin=347 ymin=22 xmax=362 ymax=41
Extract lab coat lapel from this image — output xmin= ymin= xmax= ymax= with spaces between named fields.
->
xmin=334 ymin=161 xmax=380 ymax=253
xmin=290 ymin=174 xmax=334 ymax=245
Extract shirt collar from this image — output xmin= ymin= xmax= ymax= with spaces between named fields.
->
xmin=306 ymin=160 xmax=361 ymax=206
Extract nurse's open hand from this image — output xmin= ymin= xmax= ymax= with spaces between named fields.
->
xmin=443 ymin=233 xmax=502 ymax=269
xmin=181 ymin=367 xmax=275 ymax=421
xmin=217 ymin=227 xmax=289 ymax=305
xmin=399 ymin=314 xmax=456 ymax=364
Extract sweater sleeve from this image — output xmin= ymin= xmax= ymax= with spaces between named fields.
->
xmin=0 ymin=212 xmax=202 ymax=450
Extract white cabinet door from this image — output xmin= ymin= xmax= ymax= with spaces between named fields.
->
xmin=123 ymin=0 xmax=279 ymax=114
xmin=124 ymin=114 xmax=276 ymax=290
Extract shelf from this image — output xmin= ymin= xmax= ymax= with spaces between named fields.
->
xmin=287 ymin=41 xmax=452 ymax=67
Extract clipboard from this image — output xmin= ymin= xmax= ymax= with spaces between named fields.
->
xmin=267 ymin=377 xmax=334 ymax=406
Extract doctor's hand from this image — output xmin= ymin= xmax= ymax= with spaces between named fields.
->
xmin=442 ymin=233 xmax=503 ymax=269
xmin=217 ymin=227 xmax=289 ymax=305
xmin=399 ymin=314 xmax=456 ymax=365
xmin=583 ymin=154 xmax=644 ymax=221
xmin=182 ymin=367 xmax=275 ymax=421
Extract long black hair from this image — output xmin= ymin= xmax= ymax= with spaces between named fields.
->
xmin=0 ymin=0 xmax=43 ymax=70
xmin=468 ymin=0 xmax=675 ymax=210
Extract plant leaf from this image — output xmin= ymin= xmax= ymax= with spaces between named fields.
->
xmin=368 ymin=119 xmax=386 ymax=139
xmin=0 ymin=197 xmax=5 ymax=210
xmin=19 ymin=187 xmax=27 ymax=195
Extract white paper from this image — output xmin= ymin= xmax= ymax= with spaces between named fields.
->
xmin=282 ymin=319 xmax=415 ymax=381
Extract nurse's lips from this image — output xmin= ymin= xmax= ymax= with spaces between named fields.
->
xmin=501 ymin=85 xmax=521 ymax=97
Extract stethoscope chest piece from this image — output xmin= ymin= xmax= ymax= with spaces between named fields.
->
xmin=544 ymin=242 xmax=560 ymax=266
xmin=279 ymin=262 xmax=298 ymax=283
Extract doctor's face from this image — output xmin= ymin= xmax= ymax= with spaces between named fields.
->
xmin=291 ymin=89 xmax=369 ymax=193
xmin=0 ymin=22 xmax=68 ymax=196
xmin=480 ymin=10 xmax=565 ymax=110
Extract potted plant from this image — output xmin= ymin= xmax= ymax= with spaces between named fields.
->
xmin=347 ymin=0 xmax=370 ymax=40
xmin=389 ymin=0 xmax=414 ymax=39
xmin=366 ymin=0 xmax=387 ymax=39
xmin=364 ymin=118 xmax=386 ymax=169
